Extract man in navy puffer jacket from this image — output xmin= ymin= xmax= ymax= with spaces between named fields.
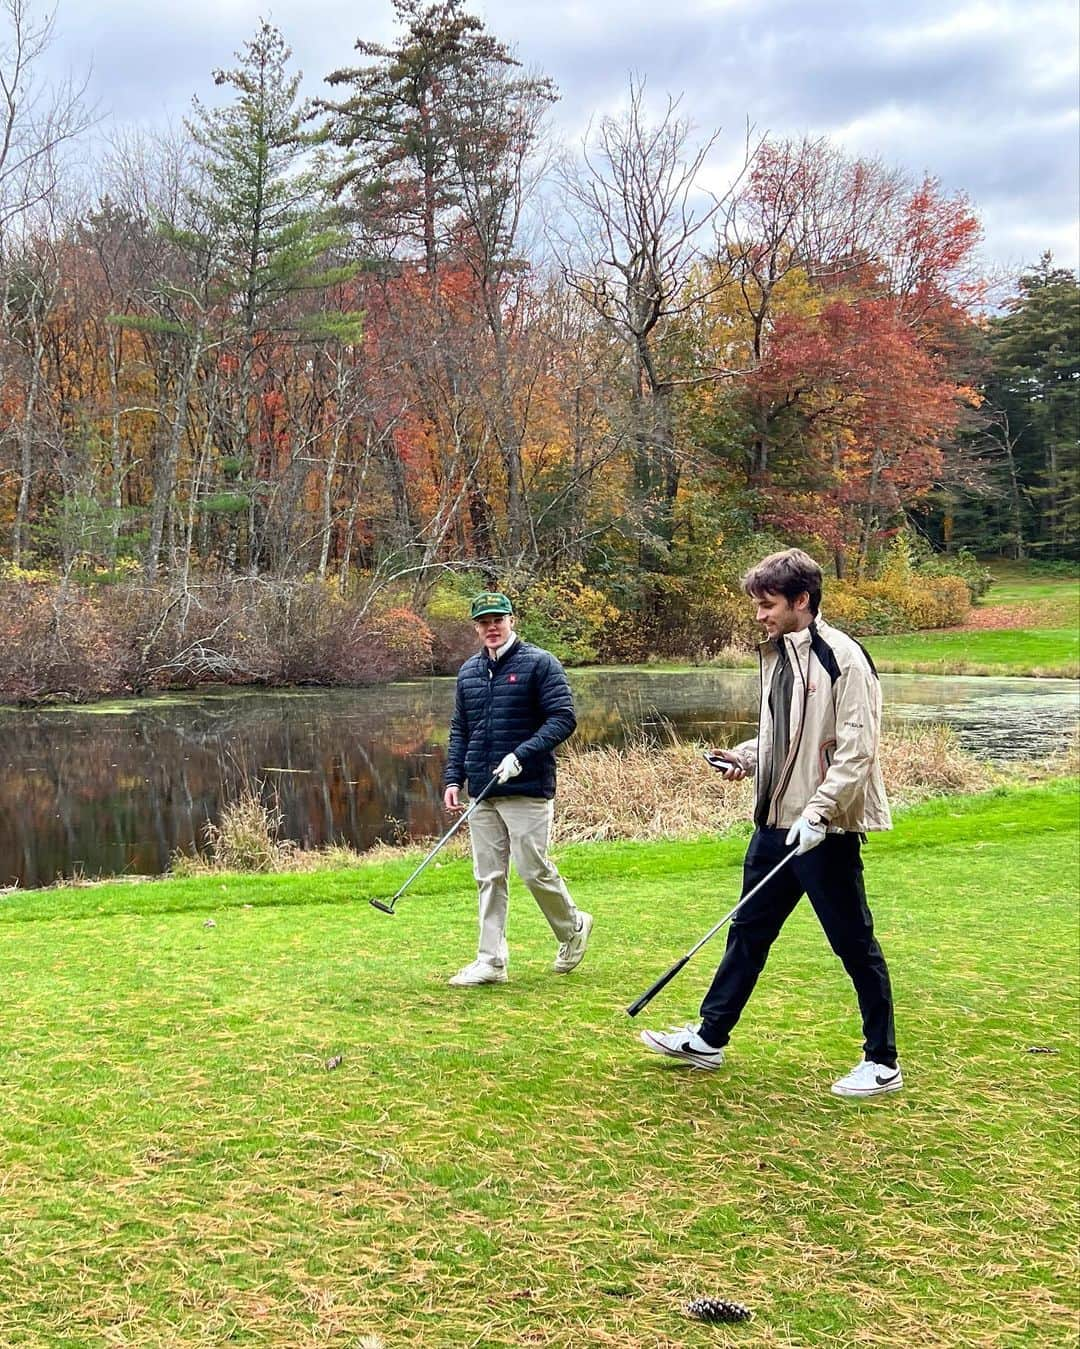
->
xmin=443 ymin=591 xmax=592 ymax=986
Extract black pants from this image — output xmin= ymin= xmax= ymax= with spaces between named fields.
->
xmin=698 ymin=827 xmax=898 ymax=1066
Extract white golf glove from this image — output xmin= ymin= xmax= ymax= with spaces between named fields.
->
xmin=494 ymin=753 xmax=522 ymax=785
xmin=785 ymin=815 xmax=828 ymax=855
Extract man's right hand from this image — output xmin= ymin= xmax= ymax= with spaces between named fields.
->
xmin=704 ymin=749 xmax=746 ymax=781
xmin=443 ymin=785 xmax=464 ymax=813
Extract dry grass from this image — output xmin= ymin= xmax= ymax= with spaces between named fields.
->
xmin=171 ymin=725 xmax=1010 ymax=875
xmin=556 ymin=724 xmax=999 ymax=841
xmin=876 ymin=723 xmax=998 ymax=805
xmin=1021 ymin=724 xmax=1080 ymax=781
xmin=174 ymin=787 xmax=292 ymax=875
xmin=557 ymin=735 xmax=752 ymax=842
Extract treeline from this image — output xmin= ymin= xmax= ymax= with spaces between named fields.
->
xmin=0 ymin=0 xmax=1075 ymax=699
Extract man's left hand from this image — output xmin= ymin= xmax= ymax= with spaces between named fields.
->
xmin=494 ymin=753 xmax=522 ymax=784
xmin=785 ymin=815 xmax=828 ymax=854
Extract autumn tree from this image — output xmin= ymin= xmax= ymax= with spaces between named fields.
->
xmin=558 ymin=82 xmax=738 ymax=571
xmin=717 ymin=136 xmax=901 ymax=478
xmin=706 ymin=138 xmax=983 ymax=571
xmin=318 ymin=0 xmax=556 ymax=568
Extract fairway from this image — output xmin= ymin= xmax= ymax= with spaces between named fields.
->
xmin=0 ymin=783 xmax=1076 ymax=1347
xmin=870 ymin=627 xmax=1079 ymax=678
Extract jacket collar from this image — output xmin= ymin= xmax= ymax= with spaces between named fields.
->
xmin=485 ymin=631 xmax=519 ymax=663
xmin=761 ymin=622 xmax=814 ymax=660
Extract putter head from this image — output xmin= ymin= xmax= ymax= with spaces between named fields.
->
xmin=369 ymin=897 xmax=396 ymax=915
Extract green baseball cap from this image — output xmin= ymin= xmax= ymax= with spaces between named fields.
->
xmin=469 ymin=591 xmax=514 ymax=620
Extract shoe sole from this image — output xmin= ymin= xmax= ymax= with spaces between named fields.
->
xmin=639 ymin=1029 xmax=724 ymax=1070
xmin=831 ymin=1079 xmax=903 ymax=1097
xmin=553 ymin=913 xmax=593 ymax=973
xmin=448 ymin=972 xmax=508 ymax=987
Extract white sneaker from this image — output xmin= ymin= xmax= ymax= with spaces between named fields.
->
xmin=554 ymin=911 xmax=593 ymax=973
xmin=448 ymin=959 xmax=508 ymax=987
xmin=639 ymin=1025 xmax=725 ymax=1070
xmin=831 ymin=1058 xmax=903 ymax=1097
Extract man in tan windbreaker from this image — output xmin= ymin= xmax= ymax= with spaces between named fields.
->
xmin=640 ymin=548 xmax=901 ymax=1098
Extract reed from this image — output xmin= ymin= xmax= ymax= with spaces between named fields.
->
xmin=174 ymin=724 xmax=1009 ymax=874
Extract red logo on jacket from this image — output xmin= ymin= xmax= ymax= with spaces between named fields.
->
xmin=508 ymin=673 xmax=517 ymax=682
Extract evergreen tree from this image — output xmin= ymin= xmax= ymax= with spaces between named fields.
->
xmin=985 ymin=256 xmax=1079 ymax=559
xmin=184 ymin=19 xmax=362 ymax=573
xmin=317 ymin=0 xmax=552 ymax=275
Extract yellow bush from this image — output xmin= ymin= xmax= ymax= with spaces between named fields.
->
xmin=0 ymin=561 xmax=52 ymax=584
xmin=922 ymin=576 xmax=970 ymax=626
xmin=821 ymin=582 xmax=870 ymax=629
xmin=823 ymin=572 xmax=970 ymax=635
xmin=517 ymin=566 xmax=619 ymax=664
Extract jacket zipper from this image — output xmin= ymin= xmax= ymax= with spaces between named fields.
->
xmin=767 ymin=634 xmax=810 ymax=827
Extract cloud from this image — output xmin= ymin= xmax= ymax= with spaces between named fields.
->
xmin=30 ymin=0 xmax=1080 ymax=272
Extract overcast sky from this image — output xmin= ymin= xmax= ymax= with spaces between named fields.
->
xmin=38 ymin=0 xmax=1080 ymax=278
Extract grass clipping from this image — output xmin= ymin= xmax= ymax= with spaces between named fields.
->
xmin=175 ymin=723 xmax=1005 ymax=874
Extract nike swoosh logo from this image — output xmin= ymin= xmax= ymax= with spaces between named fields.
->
xmin=682 ymin=1043 xmax=720 ymax=1056
xmin=875 ymin=1072 xmax=900 ymax=1085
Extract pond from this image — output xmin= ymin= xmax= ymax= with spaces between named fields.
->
xmin=1 ymin=669 xmax=1076 ymax=888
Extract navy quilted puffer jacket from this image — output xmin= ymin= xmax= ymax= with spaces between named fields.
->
xmin=444 ymin=641 xmax=577 ymax=799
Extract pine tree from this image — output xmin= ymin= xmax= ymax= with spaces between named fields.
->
xmin=985 ymin=255 xmax=1079 ymax=559
xmin=184 ymin=20 xmax=363 ymax=573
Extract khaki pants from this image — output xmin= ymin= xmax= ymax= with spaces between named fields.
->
xmin=469 ymin=795 xmax=579 ymax=966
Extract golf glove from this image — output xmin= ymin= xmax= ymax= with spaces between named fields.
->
xmin=785 ymin=815 xmax=828 ymax=855
xmin=494 ymin=753 xmax=522 ymax=784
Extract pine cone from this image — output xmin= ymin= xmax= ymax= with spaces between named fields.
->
xmin=686 ymin=1295 xmax=752 ymax=1324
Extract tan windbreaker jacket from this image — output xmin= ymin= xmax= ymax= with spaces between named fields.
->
xmin=729 ymin=614 xmax=892 ymax=833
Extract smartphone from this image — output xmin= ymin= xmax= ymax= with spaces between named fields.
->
xmin=703 ymin=751 xmax=740 ymax=777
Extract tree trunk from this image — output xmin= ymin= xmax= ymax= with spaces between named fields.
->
xmin=147 ymin=326 xmax=205 ymax=582
xmin=12 ymin=332 xmax=44 ymax=567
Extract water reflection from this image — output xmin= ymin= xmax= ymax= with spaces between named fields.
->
xmin=1 ymin=671 xmax=1075 ymax=888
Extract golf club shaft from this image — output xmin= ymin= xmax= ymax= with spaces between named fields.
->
xmin=370 ymin=773 xmax=500 ymax=914
xmin=625 ymin=848 xmax=798 ymax=1017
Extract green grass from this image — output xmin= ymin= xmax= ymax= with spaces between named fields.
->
xmin=869 ymin=626 xmax=1079 ymax=678
xmin=864 ymin=562 xmax=1079 ymax=677
xmin=0 ymin=781 xmax=1077 ymax=1346
xmin=984 ymin=560 xmax=1080 ymax=606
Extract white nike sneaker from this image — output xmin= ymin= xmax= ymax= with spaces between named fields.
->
xmin=448 ymin=959 xmax=508 ymax=987
xmin=639 ymin=1025 xmax=725 ymax=1070
xmin=831 ymin=1058 xmax=903 ymax=1098
xmin=553 ymin=911 xmax=593 ymax=973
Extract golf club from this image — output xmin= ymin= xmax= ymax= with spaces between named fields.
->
xmin=626 ymin=847 xmax=798 ymax=1016
xmin=369 ymin=772 xmax=500 ymax=915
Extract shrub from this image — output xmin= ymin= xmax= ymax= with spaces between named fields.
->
xmin=1025 ymin=558 xmax=1080 ymax=578
xmin=824 ymin=570 xmax=970 ymax=636
xmin=0 ymin=582 xmax=129 ymax=701
xmin=194 ymin=785 xmax=291 ymax=873
xmin=515 ymin=567 xmax=619 ymax=665
xmin=329 ymin=605 xmax=435 ymax=683
xmin=917 ymin=547 xmax=993 ymax=601
xmin=820 ymin=583 xmax=870 ymax=631
xmin=921 ymin=575 xmax=971 ymax=626
xmin=423 ymin=571 xmax=488 ymax=672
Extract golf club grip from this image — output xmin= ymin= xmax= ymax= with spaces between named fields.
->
xmin=626 ymin=955 xmax=690 ymax=1017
